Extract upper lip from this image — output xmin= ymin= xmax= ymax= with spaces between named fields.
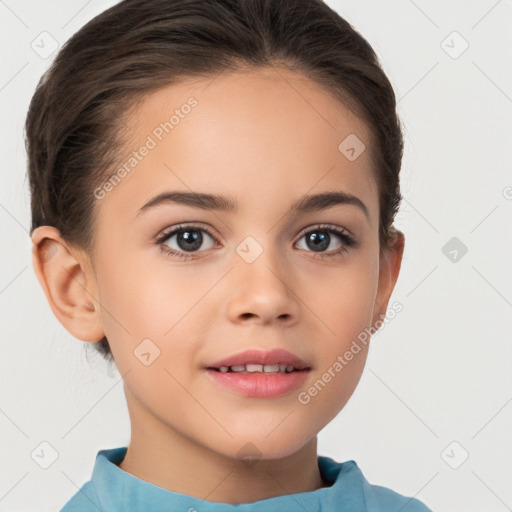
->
xmin=205 ymin=349 xmax=311 ymax=370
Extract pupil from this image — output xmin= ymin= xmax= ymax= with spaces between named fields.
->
xmin=307 ymin=232 xmax=329 ymax=252
xmin=177 ymin=230 xmax=202 ymax=251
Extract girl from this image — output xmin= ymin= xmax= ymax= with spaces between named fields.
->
xmin=27 ymin=0 xmax=432 ymax=510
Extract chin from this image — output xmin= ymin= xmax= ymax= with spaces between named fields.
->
xmin=218 ymin=431 xmax=312 ymax=463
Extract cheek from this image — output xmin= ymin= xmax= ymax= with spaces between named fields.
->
xmin=96 ymin=253 xmax=186 ymax=336
xmin=296 ymin=259 xmax=377 ymax=414
xmin=303 ymin=257 xmax=378 ymax=348
xmin=95 ymin=254 xmax=213 ymax=378
xmin=95 ymin=258 xmax=204 ymax=425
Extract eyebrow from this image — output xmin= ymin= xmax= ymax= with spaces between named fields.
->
xmin=135 ymin=190 xmax=370 ymax=222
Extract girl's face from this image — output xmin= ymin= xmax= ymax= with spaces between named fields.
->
xmin=45 ymin=67 xmax=403 ymax=464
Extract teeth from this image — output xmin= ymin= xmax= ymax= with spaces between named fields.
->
xmin=246 ymin=364 xmax=264 ymax=372
xmin=216 ymin=364 xmax=298 ymax=373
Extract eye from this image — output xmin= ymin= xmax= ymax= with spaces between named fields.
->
xmin=295 ymin=224 xmax=357 ymax=259
xmin=155 ymin=223 xmax=219 ymax=260
xmin=155 ymin=222 xmax=358 ymax=261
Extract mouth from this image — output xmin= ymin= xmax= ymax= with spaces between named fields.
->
xmin=206 ymin=364 xmax=309 ymax=374
xmin=203 ymin=349 xmax=312 ymax=398
xmin=205 ymin=348 xmax=311 ymax=372
xmin=203 ymin=366 xmax=311 ymax=398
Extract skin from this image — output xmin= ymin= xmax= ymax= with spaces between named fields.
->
xmin=31 ymin=65 xmax=404 ymax=504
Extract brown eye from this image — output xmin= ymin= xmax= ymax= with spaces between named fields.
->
xmin=295 ymin=224 xmax=357 ymax=259
xmin=156 ymin=223 xmax=219 ymax=260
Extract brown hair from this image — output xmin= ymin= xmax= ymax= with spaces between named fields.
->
xmin=26 ymin=0 xmax=404 ymax=364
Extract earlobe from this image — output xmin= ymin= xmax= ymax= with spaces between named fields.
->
xmin=372 ymin=230 xmax=405 ymax=328
xmin=31 ymin=226 xmax=105 ymax=343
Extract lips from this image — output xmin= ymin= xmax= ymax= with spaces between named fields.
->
xmin=205 ymin=348 xmax=311 ymax=371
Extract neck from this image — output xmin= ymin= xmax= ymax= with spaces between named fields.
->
xmin=118 ymin=387 xmax=328 ymax=504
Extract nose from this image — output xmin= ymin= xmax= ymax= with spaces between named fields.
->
xmin=225 ymin=243 xmax=301 ymax=326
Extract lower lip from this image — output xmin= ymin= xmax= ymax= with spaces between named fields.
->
xmin=204 ymin=369 xmax=310 ymax=398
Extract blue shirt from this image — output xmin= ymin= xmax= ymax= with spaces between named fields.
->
xmin=60 ymin=446 xmax=432 ymax=511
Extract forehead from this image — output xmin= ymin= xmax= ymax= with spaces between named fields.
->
xmin=97 ymin=66 xmax=378 ymax=228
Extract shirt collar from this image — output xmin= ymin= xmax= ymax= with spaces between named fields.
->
xmin=91 ymin=446 xmax=365 ymax=512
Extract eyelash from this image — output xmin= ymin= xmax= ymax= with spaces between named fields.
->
xmin=155 ymin=222 xmax=358 ymax=261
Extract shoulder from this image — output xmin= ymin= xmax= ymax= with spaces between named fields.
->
xmin=59 ymin=480 xmax=101 ymax=512
xmin=362 ymin=481 xmax=433 ymax=511
xmin=348 ymin=460 xmax=432 ymax=512
xmin=321 ymin=457 xmax=433 ymax=511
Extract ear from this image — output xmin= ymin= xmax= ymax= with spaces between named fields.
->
xmin=371 ymin=229 xmax=405 ymax=328
xmin=31 ymin=226 xmax=105 ymax=343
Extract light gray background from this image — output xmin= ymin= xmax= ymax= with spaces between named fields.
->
xmin=1 ymin=1 xmax=511 ymax=511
